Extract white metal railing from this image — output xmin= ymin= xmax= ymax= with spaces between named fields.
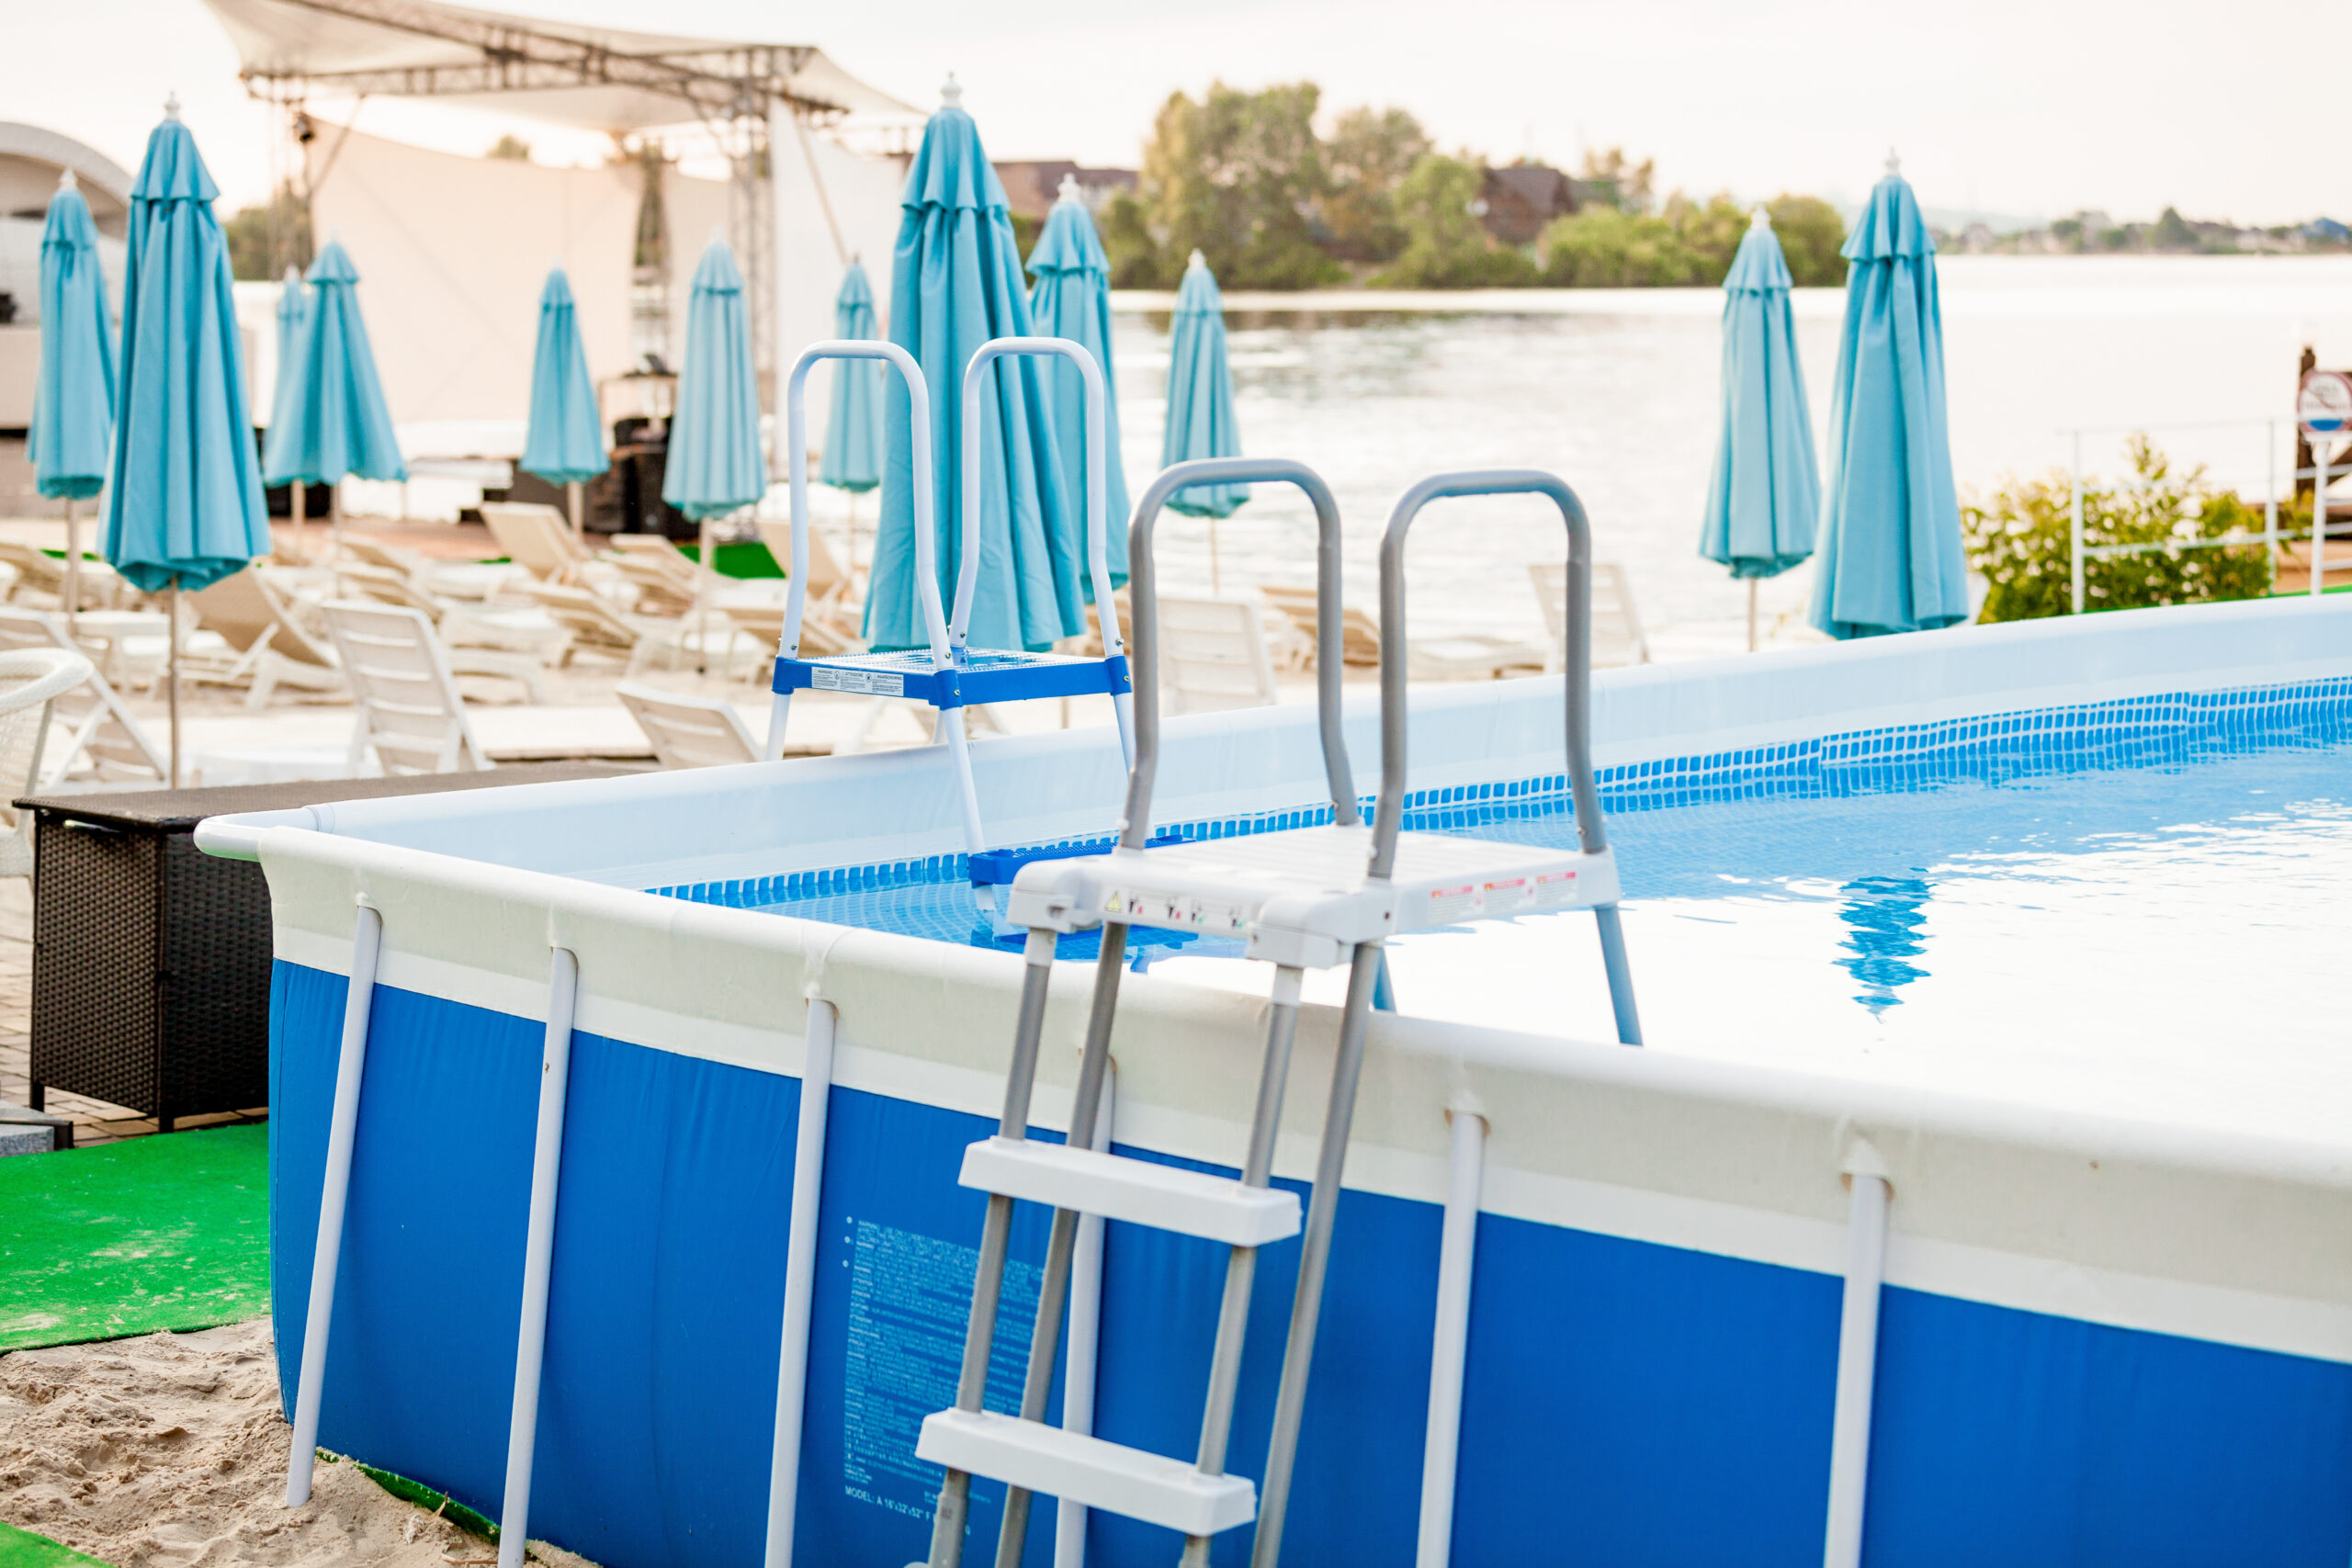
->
xmin=2062 ymin=418 xmax=2346 ymax=613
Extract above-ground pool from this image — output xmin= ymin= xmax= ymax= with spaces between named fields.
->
xmin=208 ymin=594 xmax=2352 ymax=1568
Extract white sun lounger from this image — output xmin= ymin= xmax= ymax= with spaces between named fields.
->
xmin=0 ymin=607 xmax=167 ymax=785
xmin=318 ymin=601 xmax=493 ymax=775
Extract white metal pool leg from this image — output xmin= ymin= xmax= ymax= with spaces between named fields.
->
xmin=764 ymin=995 xmax=839 ymax=1568
xmin=1415 ymin=1107 xmax=1487 ymax=1568
xmin=1823 ymin=1145 xmax=1891 ymax=1568
xmin=1055 ymin=1061 xmax=1117 ymax=1568
xmin=764 ymin=692 xmax=795 ymax=761
xmin=943 ymin=710 xmax=993 ymax=912
xmin=496 ymin=947 xmax=580 ymax=1568
xmin=1111 ymin=689 xmax=1136 ymax=773
xmin=286 ymin=902 xmax=383 ymax=1508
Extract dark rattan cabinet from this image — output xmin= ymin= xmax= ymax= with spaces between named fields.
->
xmin=22 ymin=764 xmax=630 ymax=1130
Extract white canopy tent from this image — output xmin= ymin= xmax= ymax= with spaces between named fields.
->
xmin=201 ymin=0 xmax=916 ymax=453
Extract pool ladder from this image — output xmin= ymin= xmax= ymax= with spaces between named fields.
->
xmin=764 ymin=338 xmax=1136 ymax=911
xmin=911 ymin=460 xmax=1643 ymax=1568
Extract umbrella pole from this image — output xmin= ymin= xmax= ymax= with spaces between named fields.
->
xmin=1747 ymin=579 xmax=1758 ymax=653
xmin=329 ymin=482 xmax=343 ymax=570
xmin=168 ymin=579 xmax=181 ymax=788
xmin=568 ymin=480 xmax=583 ymax=539
xmin=696 ymin=516 xmax=713 ymax=674
xmin=62 ymin=499 xmax=79 ymax=641
xmin=291 ymin=479 xmax=306 ymax=564
xmin=1210 ymin=519 xmax=1221 ymax=596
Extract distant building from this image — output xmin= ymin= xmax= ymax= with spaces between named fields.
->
xmin=1476 ymin=163 xmax=1580 ymax=247
xmin=991 ymin=161 xmax=1138 ymax=221
xmin=1959 ymin=221 xmax=1997 ymax=254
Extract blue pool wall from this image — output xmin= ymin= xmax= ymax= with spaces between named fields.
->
xmin=269 ymin=964 xmax=2352 ymax=1568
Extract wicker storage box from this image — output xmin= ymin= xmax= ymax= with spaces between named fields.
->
xmin=21 ymin=764 xmax=629 ymax=1130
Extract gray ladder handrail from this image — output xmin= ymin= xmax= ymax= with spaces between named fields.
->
xmin=1374 ymin=468 xmax=1641 ymax=1047
xmin=1122 ymin=457 xmax=1357 ymax=849
xmin=956 ymin=339 xmax=1125 ymax=667
xmin=779 ymin=341 xmax=949 ymax=669
xmin=1374 ymin=468 xmax=1607 ymax=878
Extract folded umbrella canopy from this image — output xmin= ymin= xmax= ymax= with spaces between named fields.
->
xmin=820 ymin=259 xmax=886 ymax=574
xmin=662 ymin=234 xmax=765 ymax=660
xmin=662 ymin=234 xmax=765 ymax=523
xmin=102 ymin=99 xmax=271 ymax=783
xmin=1160 ymin=249 xmax=1246 ymax=590
xmin=521 ymin=265 xmax=608 ymax=534
xmin=263 ymin=239 xmax=406 ymax=562
xmin=1808 ymin=154 xmax=1968 ymax=639
xmin=268 ymin=264 xmax=307 ymax=437
xmin=30 ymin=169 xmax=115 ymax=631
xmin=1701 ymin=206 xmax=1821 ymax=650
xmin=820 ymin=259 xmax=885 ymax=497
xmin=865 ymin=79 xmax=1080 ymax=653
xmin=1027 ymin=175 xmax=1130 ymax=586
xmin=266 ymin=264 xmax=311 ymax=547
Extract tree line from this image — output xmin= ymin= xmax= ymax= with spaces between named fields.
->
xmin=1098 ymin=82 xmax=1849 ymax=291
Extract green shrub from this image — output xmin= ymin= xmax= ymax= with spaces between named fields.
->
xmin=1371 ymin=152 xmax=1541 ymax=288
xmin=1962 ymin=435 xmax=2274 ymax=621
xmin=1538 ymin=206 xmax=1703 ymax=287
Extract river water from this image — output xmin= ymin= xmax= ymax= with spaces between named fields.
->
xmin=1108 ymin=255 xmax=2352 ymax=651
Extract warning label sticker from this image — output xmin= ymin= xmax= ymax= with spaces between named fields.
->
xmin=814 ymin=667 xmax=907 ymax=697
xmin=1426 ymin=883 xmax=1481 ymax=923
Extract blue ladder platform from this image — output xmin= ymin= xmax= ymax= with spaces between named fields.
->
xmin=774 ymin=649 xmax=1130 ymax=709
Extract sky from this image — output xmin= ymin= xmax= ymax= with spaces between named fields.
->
xmin=6 ymin=0 xmax=2344 ymax=228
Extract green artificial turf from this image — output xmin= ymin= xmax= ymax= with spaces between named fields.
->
xmin=344 ymin=1457 xmax=499 ymax=1540
xmin=0 ymin=1520 xmax=108 ymax=1566
xmin=676 ymin=539 xmax=784 ymax=579
xmin=0 ymin=1124 xmax=269 ymax=1353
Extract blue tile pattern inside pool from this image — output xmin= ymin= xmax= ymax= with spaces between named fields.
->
xmin=649 ymin=675 xmax=2352 ymax=1006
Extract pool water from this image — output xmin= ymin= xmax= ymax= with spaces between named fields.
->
xmin=686 ymin=711 xmax=2352 ymax=1130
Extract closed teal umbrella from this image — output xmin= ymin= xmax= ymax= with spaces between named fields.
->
xmin=865 ymin=79 xmax=1080 ymax=653
xmin=29 ymin=169 xmax=114 ymax=632
xmin=268 ymin=265 xmax=307 ymax=434
xmin=662 ymin=234 xmax=765 ymax=662
xmin=820 ymin=261 xmax=885 ymax=494
xmin=1808 ymin=154 xmax=1968 ymax=639
xmin=266 ymin=265 xmax=311 ymax=548
xmin=1160 ymin=249 xmax=1246 ymax=590
xmin=264 ymin=239 xmax=406 ymax=563
xmin=1701 ymin=207 xmax=1821 ymax=650
xmin=521 ymin=265 xmax=607 ymax=535
xmin=662 ymin=235 xmax=764 ymax=522
xmin=820 ymin=259 xmax=884 ymax=574
xmin=102 ymin=100 xmax=271 ymax=783
xmin=1027 ymin=175 xmax=1129 ymax=588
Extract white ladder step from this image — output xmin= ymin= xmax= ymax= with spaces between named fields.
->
xmin=957 ymin=1137 xmax=1299 ymax=1246
xmin=916 ymin=1408 xmax=1257 ymax=1538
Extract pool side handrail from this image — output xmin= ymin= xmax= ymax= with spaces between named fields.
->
xmin=771 ymin=341 xmax=950 ymax=761
xmin=1374 ymin=468 xmax=1607 ymax=876
xmin=1122 ymin=457 xmax=1357 ymax=848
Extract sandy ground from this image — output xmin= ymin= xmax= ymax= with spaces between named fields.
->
xmin=0 ymin=1321 xmax=595 ymax=1568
